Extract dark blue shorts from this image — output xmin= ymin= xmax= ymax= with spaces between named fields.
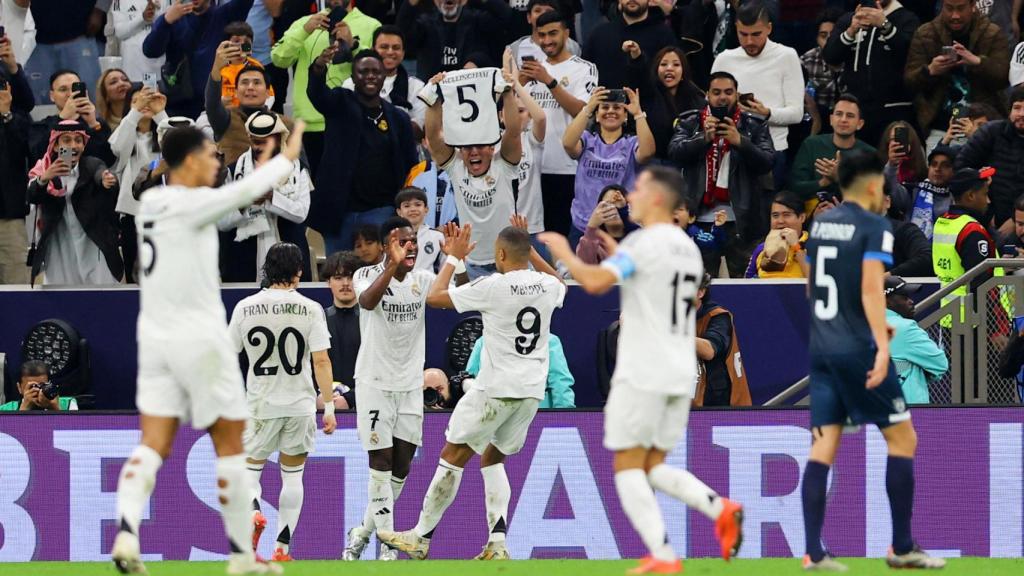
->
xmin=809 ymin=350 xmax=910 ymax=429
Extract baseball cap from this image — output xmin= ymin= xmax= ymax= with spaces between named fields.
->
xmin=927 ymin=144 xmax=956 ymax=163
xmin=949 ymin=166 xmax=995 ymax=198
xmin=884 ymin=275 xmax=921 ymax=297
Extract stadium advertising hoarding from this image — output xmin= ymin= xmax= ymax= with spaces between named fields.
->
xmin=0 ymin=408 xmax=1021 ymax=562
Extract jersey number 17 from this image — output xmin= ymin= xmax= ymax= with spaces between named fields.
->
xmin=670 ymin=272 xmax=698 ymax=334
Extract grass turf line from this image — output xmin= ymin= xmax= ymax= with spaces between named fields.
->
xmin=2 ymin=559 xmax=1023 ymax=576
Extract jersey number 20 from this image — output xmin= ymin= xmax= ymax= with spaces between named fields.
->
xmin=246 ymin=326 xmax=307 ymax=376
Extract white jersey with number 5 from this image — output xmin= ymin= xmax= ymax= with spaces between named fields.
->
xmin=449 ymin=270 xmax=566 ymax=400
xmin=228 ymin=288 xmax=332 ymax=419
xmin=135 ymin=156 xmax=295 ymax=340
xmin=601 ymin=223 xmax=704 ymax=396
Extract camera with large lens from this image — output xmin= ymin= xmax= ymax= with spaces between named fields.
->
xmin=423 ymin=387 xmax=443 ymax=408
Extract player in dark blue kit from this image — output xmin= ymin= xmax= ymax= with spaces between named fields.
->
xmin=800 ymin=152 xmax=945 ymax=572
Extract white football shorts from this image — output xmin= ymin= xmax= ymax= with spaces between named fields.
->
xmin=603 ymin=383 xmax=692 ymax=452
xmin=446 ymin=388 xmax=540 ymax=456
xmin=355 ymin=384 xmax=424 ymax=450
xmin=244 ymin=415 xmax=317 ymax=460
xmin=136 ymin=336 xmax=249 ymax=430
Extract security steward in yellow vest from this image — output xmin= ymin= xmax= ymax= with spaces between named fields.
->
xmin=932 ymin=167 xmax=998 ymax=324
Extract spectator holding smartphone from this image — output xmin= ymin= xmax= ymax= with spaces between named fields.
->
xmin=95 ymin=69 xmax=134 ymax=132
xmin=575 ymin=184 xmax=635 ymax=264
xmin=27 ymin=120 xmax=122 ymax=285
xmin=940 ymin=102 xmax=997 ymax=148
xmin=29 ymin=70 xmax=116 ymax=167
xmin=905 ymin=0 xmax=1009 ymax=152
xmin=887 ymin=144 xmax=955 ymax=240
xmin=0 ymin=24 xmax=35 ymax=115
xmin=562 ymin=86 xmax=654 ymax=248
xmin=668 ymin=70 xmax=775 ymax=278
xmin=218 ymin=21 xmax=275 ymax=108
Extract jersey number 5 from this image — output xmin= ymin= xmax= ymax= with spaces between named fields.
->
xmin=814 ymin=246 xmax=839 ymax=320
xmin=246 ymin=327 xmax=307 ymax=376
xmin=140 ymin=222 xmax=156 ymax=277
xmin=455 ymin=84 xmax=480 ymax=123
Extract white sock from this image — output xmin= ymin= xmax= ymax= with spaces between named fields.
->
xmin=368 ymin=468 xmax=394 ymax=533
xmin=481 ymin=463 xmax=510 ymax=544
xmin=246 ymin=461 xmax=265 ymax=512
xmin=358 ymin=474 xmax=408 ymax=540
xmin=648 ymin=464 xmax=725 ymax=521
xmin=276 ymin=463 xmax=304 ymax=553
xmin=413 ymin=460 xmax=464 ymax=538
xmin=116 ymin=445 xmax=163 ymax=536
xmin=217 ymin=454 xmax=255 ymax=559
xmin=615 ymin=469 xmax=675 ymax=562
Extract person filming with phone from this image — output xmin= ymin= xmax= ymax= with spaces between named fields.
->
xmin=562 ymin=85 xmax=654 ymax=248
xmin=27 ymin=120 xmax=122 ymax=285
xmin=668 ymin=70 xmax=774 ymax=278
xmin=30 ymin=71 xmax=116 ymax=167
xmin=905 ymin=0 xmax=1009 ymax=153
xmin=0 ymin=360 xmax=78 ymax=411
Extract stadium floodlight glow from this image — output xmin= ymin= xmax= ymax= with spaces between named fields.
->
xmin=21 ymin=318 xmax=90 ymax=397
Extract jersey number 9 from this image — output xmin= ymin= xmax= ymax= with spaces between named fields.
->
xmin=515 ymin=307 xmax=541 ymax=355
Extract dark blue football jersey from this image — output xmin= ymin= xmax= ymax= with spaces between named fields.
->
xmin=806 ymin=203 xmax=894 ymax=356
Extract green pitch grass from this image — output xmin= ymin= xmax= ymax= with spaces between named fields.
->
xmin=2 ymin=559 xmax=1022 ymax=576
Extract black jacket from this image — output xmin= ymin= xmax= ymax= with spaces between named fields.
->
xmin=667 ymin=108 xmax=775 ymax=241
xmin=2 ymin=65 xmax=35 ymax=115
xmin=326 ymin=304 xmax=360 ymax=408
xmin=28 ymin=156 xmax=123 ymax=281
xmin=955 ymin=120 xmax=1024 ymax=227
xmin=30 ymin=115 xmax=115 ymax=167
xmin=0 ymin=111 xmax=32 ymax=220
xmin=583 ymin=12 xmax=678 ymax=89
xmin=821 ymin=7 xmax=920 ymax=107
xmin=889 ymin=218 xmax=932 ymax=277
xmin=306 ymin=64 xmax=418 ymax=236
xmin=397 ymin=0 xmax=514 ymax=80
xmin=696 ymin=300 xmax=733 ymax=407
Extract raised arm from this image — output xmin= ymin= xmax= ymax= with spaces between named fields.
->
xmin=540 ymin=231 xmax=618 ymax=295
xmin=563 ymin=88 xmax=604 ymax=159
xmin=626 ymin=87 xmax=656 ymax=164
xmin=207 ymin=41 xmax=241 ymax=140
xmin=498 ymin=71 xmax=522 ymax=165
xmin=422 ymin=73 xmax=455 ymax=165
xmin=511 ymin=214 xmax=564 ymax=282
xmin=360 ymin=231 xmax=406 ymax=310
xmin=427 ymin=224 xmax=476 ymax=309
xmin=307 ymin=43 xmax=345 ymax=116
xmin=513 ymin=76 xmax=546 ymax=142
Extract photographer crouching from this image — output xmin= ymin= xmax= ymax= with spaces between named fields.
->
xmin=0 ymin=360 xmax=77 ymax=411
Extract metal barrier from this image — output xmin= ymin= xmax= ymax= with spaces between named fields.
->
xmin=765 ymin=259 xmax=1024 ymax=406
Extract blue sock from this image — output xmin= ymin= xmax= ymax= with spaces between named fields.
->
xmin=886 ymin=455 xmax=915 ymax=555
xmin=801 ymin=460 xmax=830 ymax=562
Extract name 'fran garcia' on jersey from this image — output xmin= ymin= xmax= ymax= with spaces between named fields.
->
xmin=239 ymin=302 xmax=316 ymax=319
xmin=809 ymin=221 xmax=857 ymax=242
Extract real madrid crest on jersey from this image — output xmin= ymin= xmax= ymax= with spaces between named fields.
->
xmin=484 ymin=175 xmax=496 ymax=187
xmin=411 ymin=280 xmax=422 ymax=297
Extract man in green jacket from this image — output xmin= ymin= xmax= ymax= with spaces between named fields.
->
xmin=885 ymin=275 xmax=948 ymax=404
xmin=271 ymin=1 xmax=380 ymax=177
xmin=0 ymin=359 xmax=77 ymax=411
xmin=788 ymin=93 xmax=876 ymax=206
xmin=466 ymin=334 xmax=576 ymax=408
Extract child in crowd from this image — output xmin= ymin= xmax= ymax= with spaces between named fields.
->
xmin=675 ymin=198 xmax=727 ymax=257
xmin=395 ymin=187 xmax=445 ymax=271
xmin=352 ymin=224 xmax=384 ymax=267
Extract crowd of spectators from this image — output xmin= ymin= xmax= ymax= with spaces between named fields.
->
xmin=7 ymin=0 xmax=1024 ymax=407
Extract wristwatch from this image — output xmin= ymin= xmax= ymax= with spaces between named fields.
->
xmin=546 ymin=78 xmax=558 ymax=90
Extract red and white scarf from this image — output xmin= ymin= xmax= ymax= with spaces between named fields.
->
xmin=701 ymin=105 xmax=740 ymax=208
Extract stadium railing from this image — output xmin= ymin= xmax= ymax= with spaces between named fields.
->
xmin=766 ymin=259 xmax=1024 ymax=406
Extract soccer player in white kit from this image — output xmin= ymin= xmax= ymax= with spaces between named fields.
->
xmin=110 ymin=122 xmax=307 ymax=576
xmin=378 ymin=220 xmax=565 ymax=560
xmin=541 ymin=166 xmax=744 ymax=575
xmin=343 ymin=216 xmax=450 ymax=561
xmin=227 ymin=242 xmax=337 ymax=562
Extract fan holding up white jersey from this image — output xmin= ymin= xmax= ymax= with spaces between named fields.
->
xmin=418 ymin=67 xmax=509 ymax=147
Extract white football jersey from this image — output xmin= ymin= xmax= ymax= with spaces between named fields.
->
xmin=601 ymin=224 xmax=704 ymax=396
xmin=353 ymin=263 xmax=436 ymax=392
xmin=135 ymin=156 xmax=295 ymax=341
xmin=436 ymin=68 xmax=508 ymax=147
xmin=228 ymin=288 xmax=332 ymax=419
xmin=415 ymin=225 xmax=445 ymax=272
xmin=450 ymin=269 xmax=566 ymax=400
xmin=525 ymin=56 xmax=597 ymax=175
xmin=517 ymin=130 xmax=545 ymax=233
xmin=442 ymin=152 xmax=518 ymax=265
